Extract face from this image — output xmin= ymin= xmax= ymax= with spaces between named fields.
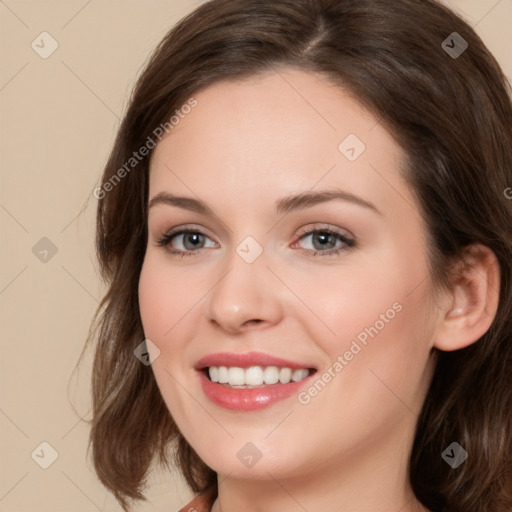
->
xmin=139 ymin=68 xmax=440 ymax=483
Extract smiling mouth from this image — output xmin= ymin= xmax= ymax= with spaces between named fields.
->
xmin=202 ymin=365 xmax=316 ymax=388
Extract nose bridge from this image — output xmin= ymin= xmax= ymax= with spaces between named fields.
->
xmin=206 ymin=239 xmax=283 ymax=333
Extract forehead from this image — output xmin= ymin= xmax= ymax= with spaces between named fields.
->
xmin=148 ymin=68 xmax=413 ymax=219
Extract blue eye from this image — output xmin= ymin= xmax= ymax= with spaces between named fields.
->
xmin=157 ymin=228 xmax=217 ymax=256
xmin=293 ymin=227 xmax=355 ymax=257
xmin=157 ymin=225 xmax=355 ymax=258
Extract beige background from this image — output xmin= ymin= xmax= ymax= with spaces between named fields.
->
xmin=0 ymin=1 xmax=510 ymax=511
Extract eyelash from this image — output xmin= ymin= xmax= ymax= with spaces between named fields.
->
xmin=156 ymin=224 xmax=355 ymax=258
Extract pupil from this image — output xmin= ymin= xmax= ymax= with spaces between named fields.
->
xmin=185 ymin=233 xmax=202 ymax=249
xmin=314 ymin=232 xmax=334 ymax=250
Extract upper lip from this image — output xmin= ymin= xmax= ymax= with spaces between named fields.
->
xmin=195 ymin=351 xmax=316 ymax=370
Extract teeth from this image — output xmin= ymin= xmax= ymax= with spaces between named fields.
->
xmin=207 ymin=365 xmax=311 ymax=387
xmin=209 ymin=366 xmax=219 ymax=383
xmin=291 ymin=369 xmax=309 ymax=382
xmin=228 ymin=367 xmax=245 ymax=386
xmin=279 ymin=367 xmax=292 ymax=383
xmin=245 ymin=366 xmax=264 ymax=385
xmin=263 ymin=366 xmax=279 ymax=384
xmin=217 ymin=366 xmax=229 ymax=384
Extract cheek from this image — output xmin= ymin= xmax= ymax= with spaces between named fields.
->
xmin=316 ymin=286 xmax=434 ymax=426
xmin=290 ymin=282 xmax=434 ymax=461
xmin=138 ymin=254 xmax=200 ymax=342
xmin=280 ymin=254 xmax=424 ymax=349
xmin=138 ymin=256 xmax=197 ymax=419
xmin=292 ymin=248 xmax=434 ymax=397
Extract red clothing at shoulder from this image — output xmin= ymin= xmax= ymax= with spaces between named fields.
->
xmin=177 ymin=485 xmax=217 ymax=512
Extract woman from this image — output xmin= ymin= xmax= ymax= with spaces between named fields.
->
xmin=83 ymin=0 xmax=512 ymax=510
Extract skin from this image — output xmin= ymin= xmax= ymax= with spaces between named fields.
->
xmin=138 ymin=68 xmax=500 ymax=512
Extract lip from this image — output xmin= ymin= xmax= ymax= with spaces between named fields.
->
xmin=195 ymin=351 xmax=315 ymax=370
xmin=195 ymin=351 xmax=317 ymax=411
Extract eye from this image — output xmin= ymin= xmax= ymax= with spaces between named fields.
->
xmin=292 ymin=225 xmax=355 ymax=257
xmin=156 ymin=224 xmax=355 ymax=258
xmin=157 ymin=227 xmax=218 ymax=256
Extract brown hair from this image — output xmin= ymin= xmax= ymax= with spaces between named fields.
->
xmin=79 ymin=0 xmax=512 ymax=510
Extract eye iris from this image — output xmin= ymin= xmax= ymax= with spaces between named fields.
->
xmin=313 ymin=232 xmax=336 ymax=250
xmin=183 ymin=233 xmax=204 ymax=250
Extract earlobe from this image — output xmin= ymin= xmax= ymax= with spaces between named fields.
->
xmin=433 ymin=244 xmax=500 ymax=352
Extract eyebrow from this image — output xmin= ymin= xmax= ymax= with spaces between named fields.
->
xmin=148 ymin=189 xmax=381 ymax=216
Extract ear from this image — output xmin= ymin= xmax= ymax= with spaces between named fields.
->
xmin=432 ymin=244 xmax=500 ymax=352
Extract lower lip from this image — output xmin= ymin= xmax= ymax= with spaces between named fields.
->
xmin=198 ymin=370 xmax=315 ymax=411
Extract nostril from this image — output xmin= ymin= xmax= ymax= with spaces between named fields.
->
xmin=243 ymin=319 xmax=263 ymax=328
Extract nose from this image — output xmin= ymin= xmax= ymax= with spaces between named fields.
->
xmin=206 ymin=248 xmax=284 ymax=335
